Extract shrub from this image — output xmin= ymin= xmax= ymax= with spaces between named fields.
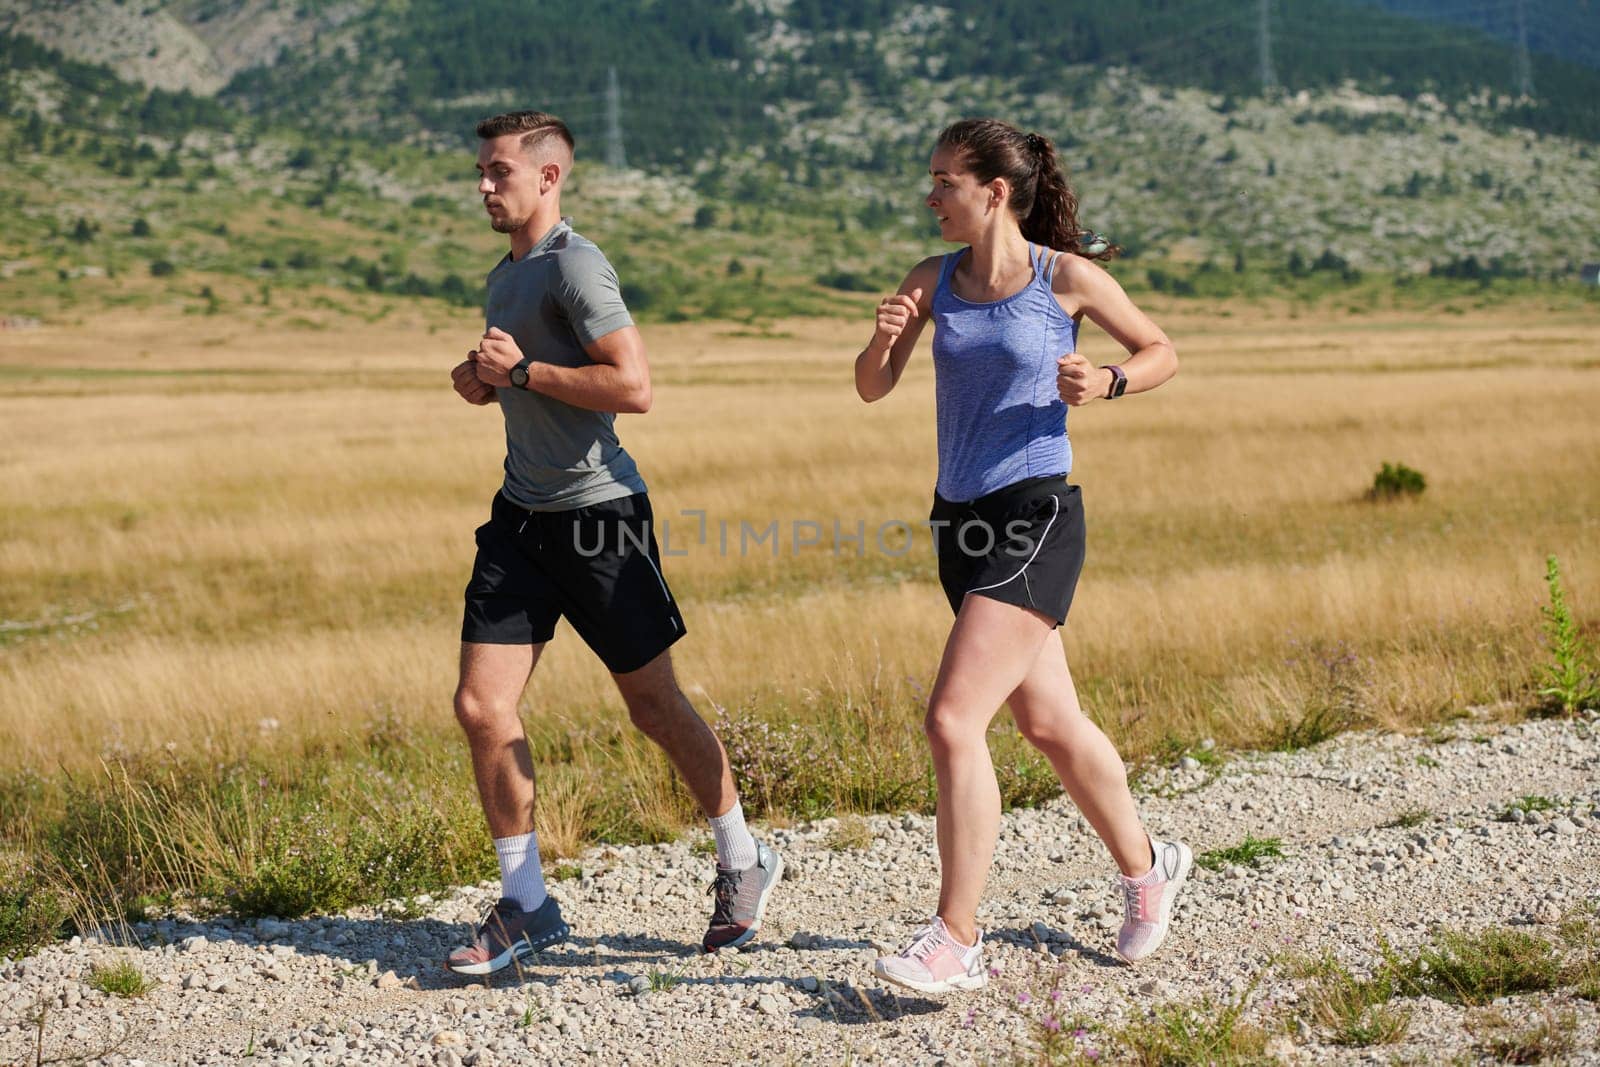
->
xmin=815 ymin=269 xmax=878 ymax=293
xmin=1368 ymin=461 xmax=1425 ymax=499
xmin=0 ymin=850 xmax=67 ymax=959
xmin=148 ymin=259 xmax=176 ymax=277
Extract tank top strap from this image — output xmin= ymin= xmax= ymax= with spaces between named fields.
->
xmin=1040 ymin=247 xmax=1063 ymax=284
xmin=935 ymin=250 xmax=964 ymax=294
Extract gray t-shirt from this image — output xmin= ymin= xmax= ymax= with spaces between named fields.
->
xmin=485 ymin=219 xmax=647 ymax=511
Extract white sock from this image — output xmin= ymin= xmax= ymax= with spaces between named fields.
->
xmin=494 ymin=832 xmax=548 ymax=912
xmin=709 ymin=801 xmax=758 ymax=869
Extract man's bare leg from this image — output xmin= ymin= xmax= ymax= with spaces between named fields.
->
xmin=455 ymin=641 xmax=542 ymax=838
xmin=614 ymin=649 xmax=781 ymax=952
xmin=611 ymin=649 xmax=736 ymax=817
xmin=446 ymin=641 xmax=572 ymax=975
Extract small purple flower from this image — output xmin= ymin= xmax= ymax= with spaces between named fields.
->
xmin=1042 ymin=1017 xmax=1061 ymax=1034
xmin=1084 ymin=1049 xmax=1100 ymax=1060
xmin=1073 ymin=1028 xmax=1088 ymax=1039
xmin=1017 ymin=992 xmax=1031 ymax=1005
xmin=1079 ymin=983 xmax=1093 ymax=994
xmin=1050 ymin=990 xmax=1063 ymax=1004
xmin=1249 ymin=919 xmax=1261 ymax=929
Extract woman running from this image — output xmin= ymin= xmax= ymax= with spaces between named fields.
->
xmin=855 ymin=118 xmax=1188 ymax=994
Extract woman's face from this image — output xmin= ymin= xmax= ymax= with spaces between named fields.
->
xmin=926 ymin=144 xmax=998 ymax=244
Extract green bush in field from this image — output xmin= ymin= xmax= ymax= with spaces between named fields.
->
xmin=0 ymin=850 xmax=67 ymax=960
xmin=1368 ymin=461 xmax=1426 ymax=499
xmin=815 ymin=269 xmax=878 ymax=293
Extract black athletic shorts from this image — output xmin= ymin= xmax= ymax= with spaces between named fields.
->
xmin=461 ymin=491 xmax=685 ymax=674
xmin=929 ymin=475 xmax=1086 ymax=626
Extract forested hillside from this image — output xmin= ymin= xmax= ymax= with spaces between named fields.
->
xmin=209 ymin=0 xmax=1600 ymax=159
xmin=2 ymin=1 xmax=1597 ymax=324
xmin=1346 ymin=0 xmax=1600 ymax=71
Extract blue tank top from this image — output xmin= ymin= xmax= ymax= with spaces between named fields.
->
xmin=930 ymin=243 xmax=1078 ymax=502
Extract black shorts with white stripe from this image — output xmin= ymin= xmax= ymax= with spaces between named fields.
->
xmin=929 ymin=475 xmax=1086 ymax=627
xmin=461 ymin=490 xmax=685 ymax=674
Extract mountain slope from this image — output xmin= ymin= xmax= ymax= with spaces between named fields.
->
xmin=1344 ymin=0 xmax=1600 ymax=71
xmin=6 ymin=0 xmax=1600 ymax=152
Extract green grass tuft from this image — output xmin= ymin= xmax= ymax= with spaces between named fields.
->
xmin=1286 ymin=951 xmax=1411 ymax=1047
xmin=1401 ymin=927 xmax=1564 ymax=1005
xmin=1197 ymin=834 xmax=1284 ymax=871
xmin=1468 ymin=1006 xmax=1577 ymax=1064
xmin=823 ymin=814 xmax=873 ymax=851
xmin=1382 ymin=808 xmax=1431 ymax=829
xmin=1114 ymin=977 xmax=1271 ymax=1065
xmin=87 ymin=958 xmax=154 ymax=998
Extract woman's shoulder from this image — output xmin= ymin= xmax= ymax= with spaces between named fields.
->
xmin=905 ymin=254 xmax=946 ymax=282
xmin=1046 ymin=250 xmax=1119 ymax=300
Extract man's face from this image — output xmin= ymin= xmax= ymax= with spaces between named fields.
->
xmin=476 ymin=134 xmax=545 ymax=234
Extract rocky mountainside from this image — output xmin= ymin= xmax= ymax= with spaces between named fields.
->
xmin=2 ymin=0 xmax=1597 ymax=307
xmin=0 ymin=0 xmax=335 ymax=94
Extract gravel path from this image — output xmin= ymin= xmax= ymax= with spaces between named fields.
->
xmin=4 ymin=708 xmax=1598 ymax=1065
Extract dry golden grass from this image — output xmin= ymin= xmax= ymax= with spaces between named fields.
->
xmin=2 ymin=292 xmax=1597 ymax=769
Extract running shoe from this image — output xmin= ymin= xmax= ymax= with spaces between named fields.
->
xmin=702 ymin=839 xmax=783 ymax=952
xmin=1115 ymin=836 xmax=1192 ymax=964
xmin=446 ymin=895 xmax=569 ymax=975
xmin=872 ymin=917 xmax=987 ymax=994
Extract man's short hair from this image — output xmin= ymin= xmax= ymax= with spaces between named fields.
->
xmin=475 ymin=111 xmax=575 ymax=158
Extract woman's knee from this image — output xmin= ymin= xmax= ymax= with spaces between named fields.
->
xmin=924 ymin=700 xmax=987 ymax=755
xmin=1014 ymin=702 xmax=1090 ymax=754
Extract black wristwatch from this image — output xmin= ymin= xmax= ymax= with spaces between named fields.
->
xmin=509 ymin=358 xmax=531 ymax=389
xmin=1104 ymin=364 xmax=1128 ymax=399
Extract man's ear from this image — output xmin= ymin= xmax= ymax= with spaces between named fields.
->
xmin=541 ymin=161 xmax=563 ymax=192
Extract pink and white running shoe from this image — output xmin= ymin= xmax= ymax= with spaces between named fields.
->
xmin=872 ymin=916 xmax=986 ymax=994
xmin=1115 ymin=836 xmax=1193 ymax=964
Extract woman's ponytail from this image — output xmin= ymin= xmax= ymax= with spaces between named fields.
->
xmin=938 ymin=119 xmax=1120 ymax=261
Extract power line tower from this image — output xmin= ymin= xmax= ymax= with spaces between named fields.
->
xmin=1258 ymin=0 xmax=1277 ymax=94
xmin=604 ymin=66 xmax=627 ymax=170
xmin=1513 ymin=0 xmax=1535 ymax=98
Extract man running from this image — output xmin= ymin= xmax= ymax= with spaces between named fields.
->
xmin=444 ymin=110 xmax=781 ymax=975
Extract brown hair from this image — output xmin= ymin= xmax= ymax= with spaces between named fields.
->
xmin=475 ymin=110 xmax=575 ymax=157
xmin=936 ymin=118 xmax=1118 ymax=261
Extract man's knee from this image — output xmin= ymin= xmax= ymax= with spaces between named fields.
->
xmin=625 ymin=683 xmax=689 ymax=738
xmin=453 ymin=687 xmax=520 ymax=738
